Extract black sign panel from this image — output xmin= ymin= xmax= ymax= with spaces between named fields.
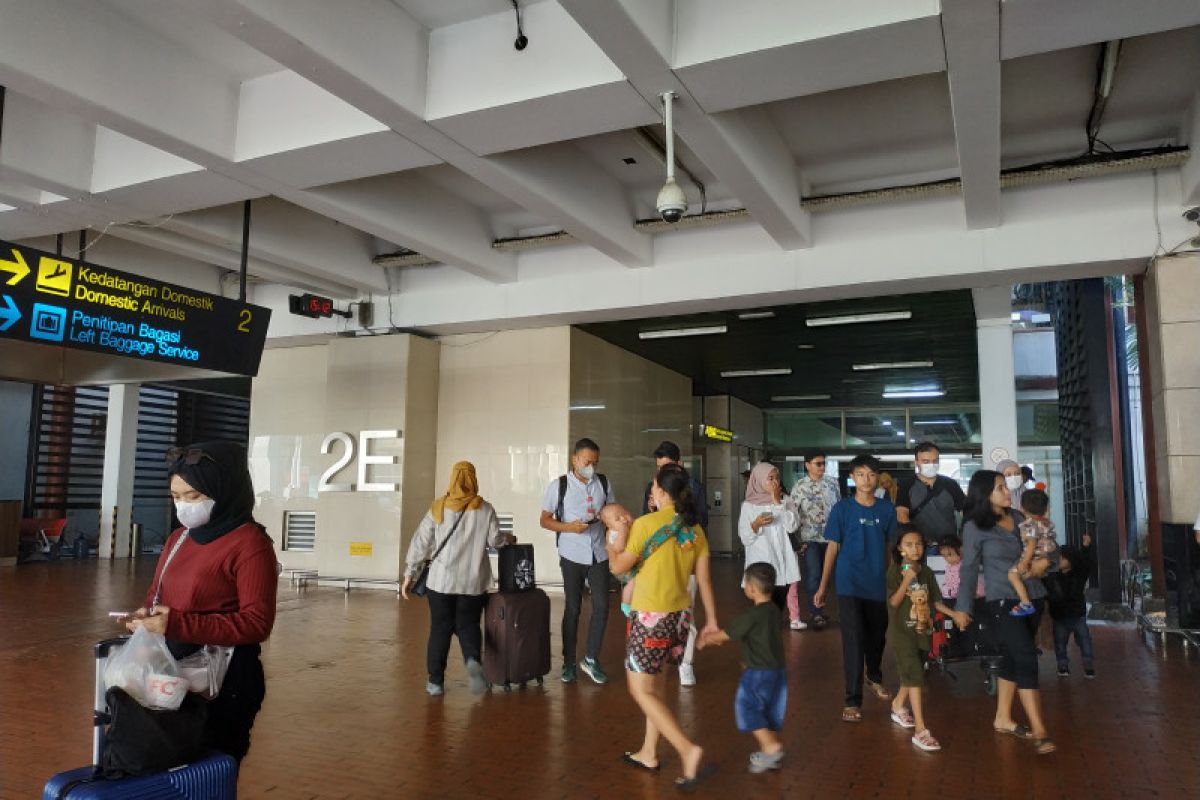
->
xmin=0 ymin=240 xmax=271 ymax=376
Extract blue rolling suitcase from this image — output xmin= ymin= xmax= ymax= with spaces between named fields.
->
xmin=43 ymin=638 xmax=238 ymax=800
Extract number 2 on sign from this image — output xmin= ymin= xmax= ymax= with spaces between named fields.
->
xmin=237 ymin=309 xmax=252 ymax=333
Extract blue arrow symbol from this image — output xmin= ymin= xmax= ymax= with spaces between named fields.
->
xmin=0 ymin=294 xmax=21 ymax=332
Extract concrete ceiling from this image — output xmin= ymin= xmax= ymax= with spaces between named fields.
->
xmin=0 ymin=0 xmax=1197 ymax=301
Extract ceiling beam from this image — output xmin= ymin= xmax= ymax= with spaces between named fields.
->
xmin=1001 ymin=0 xmax=1200 ymax=60
xmin=942 ymin=0 xmax=1002 ymax=229
xmin=107 ymin=225 xmax=359 ymax=298
xmin=1182 ymin=92 xmax=1200 ymax=206
xmin=560 ymin=0 xmax=811 ymax=250
xmin=0 ymin=0 xmax=511 ymax=285
xmin=184 ymin=0 xmax=650 ymax=268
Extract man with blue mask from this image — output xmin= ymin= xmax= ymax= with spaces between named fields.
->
xmin=895 ymin=442 xmax=965 ymax=546
xmin=540 ymin=438 xmax=614 ymax=685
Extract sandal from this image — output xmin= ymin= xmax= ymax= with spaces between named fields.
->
xmin=842 ymin=706 xmax=863 ymax=723
xmin=994 ymin=723 xmax=1033 ymax=739
xmin=865 ymin=678 xmax=891 ymax=701
xmin=890 ymin=707 xmax=915 ymax=729
xmin=674 ymin=764 xmax=716 ymax=792
xmin=622 ymin=752 xmax=659 ymax=773
xmin=1033 ymin=738 xmax=1057 ymax=755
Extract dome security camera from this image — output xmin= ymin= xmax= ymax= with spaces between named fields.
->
xmin=1184 ymin=206 xmax=1200 ymax=223
xmin=657 ymin=177 xmax=687 ymax=224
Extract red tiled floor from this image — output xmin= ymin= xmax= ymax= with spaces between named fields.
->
xmin=2 ymin=557 xmax=1199 ymax=799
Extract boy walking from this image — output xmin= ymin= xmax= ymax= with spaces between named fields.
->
xmin=814 ymin=454 xmax=897 ymax=722
xmin=1043 ymin=534 xmax=1096 ymax=677
xmin=700 ymin=562 xmax=787 ymax=773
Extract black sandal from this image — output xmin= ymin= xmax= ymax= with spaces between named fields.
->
xmin=994 ymin=723 xmax=1033 ymax=739
xmin=674 ymin=765 xmax=716 ymax=792
xmin=622 ymin=752 xmax=659 ymax=773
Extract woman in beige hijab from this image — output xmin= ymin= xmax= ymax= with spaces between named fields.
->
xmin=402 ymin=462 xmax=515 ymax=696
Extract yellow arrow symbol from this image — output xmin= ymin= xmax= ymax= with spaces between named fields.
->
xmin=0 ymin=248 xmax=30 ymax=285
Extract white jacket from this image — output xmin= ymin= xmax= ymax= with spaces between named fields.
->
xmin=739 ymin=500 xmax=801 ymax=585
xmin=404 ymin=503 xmax=507 ymax=595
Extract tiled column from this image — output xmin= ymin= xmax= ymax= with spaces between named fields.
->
xmin=98 ymin=383 xmax=139 ymax=559
xmin=972 ymin=287 xmax=1019 ymax=468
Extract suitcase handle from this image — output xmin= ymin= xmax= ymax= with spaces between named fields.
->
xmin=95 ymin=637 xmax=129 ymax=659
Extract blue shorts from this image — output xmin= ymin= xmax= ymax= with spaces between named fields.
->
xmin=735 ymin=668 xmax=788 ymax=733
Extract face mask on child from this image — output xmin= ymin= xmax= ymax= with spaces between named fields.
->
xmin=1005 ymin=475 xmax=1023 ymax=490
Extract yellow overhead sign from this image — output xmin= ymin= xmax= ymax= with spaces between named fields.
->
xmin=702 ymin=424 xmax=734 ymax=442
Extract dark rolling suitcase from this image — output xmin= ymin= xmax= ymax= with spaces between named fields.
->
xmin=497 ymin=543 xmax=536 ymax=593
xmin=43 ymin=638 xmax=238 ymax=800
xmin=483 ymin=589 xmax=551 ymax=691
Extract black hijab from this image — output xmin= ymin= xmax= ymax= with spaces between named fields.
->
xmin=167 ymin=441 xmax=261 ymax=545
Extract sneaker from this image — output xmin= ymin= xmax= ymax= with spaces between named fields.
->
xmin=811 ymin=615 xmax=829 ymax=631
xmin=679 ymin=663 xmax=696 ymax=687
xmin=790 ymin=618 xmax=808 ymax=631
xmin=561 ymin=663 xmax=577 ymax=683
xmin=1009 ymin=602 xmax=1036 ymax=617
xmin=748 ymin=750 xmax=785 ymax=774
xmin=1084 ymin=668 xmax=1096 ymax=679
xmin=425 ymin=680 xmax=445 ymax=696
xmin=1057 ymin=667 xmax=1070 ymax=677
xmin=465 ymin=658 xmax=487 ymax=694
xmin=580 ymin=657 xmax=609 ymax=685
xmin=891 ymin=707 xmax=916 ymax=729
xmin=912 ymin=729 xmax=942 ymax=752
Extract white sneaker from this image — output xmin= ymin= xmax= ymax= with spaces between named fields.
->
xmin=790 ymin=619 xmax=808 ymax=631
xmin=679 ymin=663 xmax=696 ymax=686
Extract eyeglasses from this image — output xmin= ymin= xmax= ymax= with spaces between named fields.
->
xmin=165 ymin=446 xmax=217 ymax=466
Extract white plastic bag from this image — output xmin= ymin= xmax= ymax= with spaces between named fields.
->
xmin=176 ymin=645 xmax=234 ymax=699
xmin=103 ymin=627 xmax=187 ymax=711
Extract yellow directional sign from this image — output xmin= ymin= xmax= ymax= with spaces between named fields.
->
xmin=35 ymin=257 xmax=73 ymax=297
xmin=0 ymin=248 xmax=30 ymax=285
xmin=702 ymin=424 xmax=734 ymax=442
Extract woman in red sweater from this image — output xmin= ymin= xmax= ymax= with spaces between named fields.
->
xmin=126 ymin=441 xmax=278 ymax=762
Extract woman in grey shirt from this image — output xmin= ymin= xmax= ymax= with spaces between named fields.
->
xmin=955 ymin=470 xmax=1056 ymax=755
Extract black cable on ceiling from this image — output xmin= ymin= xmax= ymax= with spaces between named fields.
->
xmin=511 ymin=1 xmax=528 ymax=50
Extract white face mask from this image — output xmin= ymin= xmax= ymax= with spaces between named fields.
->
xmin=176 ymin=498 xmax=216 ymax=529
xmin=577 ymin=464 xmax=596 ymax=481
xmin=1005 ymin=475 xmax=1024 ymax=490
xmin=919 ymin=463 xmax=939 ymax=479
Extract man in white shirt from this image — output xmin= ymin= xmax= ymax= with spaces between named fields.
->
xmin=540 ymin=438 xmax=614 ymax=685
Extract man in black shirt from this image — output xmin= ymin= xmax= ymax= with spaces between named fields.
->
xmin=895 ymin=442 xmax=965 ymax=545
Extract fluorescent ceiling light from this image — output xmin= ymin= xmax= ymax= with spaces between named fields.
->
xmin=852 ymin=360 xmax=933 ymax=371
xmin=796 ymin=344 xmax=816 ymax=350
xmin=1011 ymin=312 xmax=1023 ymax=321
xmin=738 ymin=311 xmax=775 ymax=320
xmin=569 ymin=404 xmax=606 ymax=411
xmin=722 ymin=368 xmax=792 ymax=378
xmin=913 ymin=419 xmax=958 ymax=425
xmin=882 ymin=420 xmax=893 ymax=426
xmin=770 ymin=394 xmax=830 ymax=401
xmin=883 ymin=390 xmax=946 ymax=399
xmin=639 ymin=324 xmax=727 ymax=340
xmin=896 ymin=431 xmax=906 ymax=437
xmin=806 ymin=310 xmax=911 ymax=327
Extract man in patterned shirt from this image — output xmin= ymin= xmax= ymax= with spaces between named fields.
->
xmin=788 ymin=450 xmax=842 ymax=630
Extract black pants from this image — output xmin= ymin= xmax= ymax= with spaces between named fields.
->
xmin=561 ymin=557 xmax=610 ymax=664
xmin=838 ymin=595 xmax=888 ymax=708
xmin=770 ymin=586 xmax=789 ymax=614
xmin=426 ymin=589 xmax=487 ymax=684
xmin=205 ymin=644 xmax=265 ymax=762
xmin=991 ymin=598 xmax=1044 ymax=689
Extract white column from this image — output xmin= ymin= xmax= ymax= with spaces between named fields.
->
xmin=973 ymin=287 xmax=1019 ymax=468
xmin=98 ymin=383 xmax=139 ymax=560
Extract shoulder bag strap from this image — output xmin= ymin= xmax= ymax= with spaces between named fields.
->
xmin=909 ymin=480 xmax=945 ymax=520
xmin=150 ymin=532 xmax=190 ymax=609
xmin=427 ymin=509 xmax=468 ymax=567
